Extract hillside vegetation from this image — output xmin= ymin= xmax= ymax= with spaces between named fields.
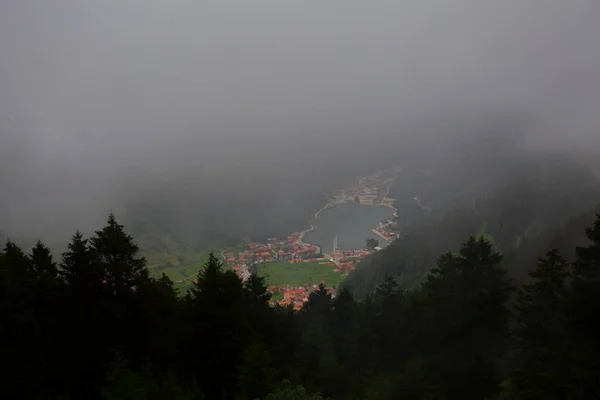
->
xmin=344 ymin=154 xmax=600 ymax=298
xmin=3 ymin=210 xmax=600 ymax=399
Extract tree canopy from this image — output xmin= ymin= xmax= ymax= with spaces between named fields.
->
xmin=2 ymin=213 xmax=600 ymax=399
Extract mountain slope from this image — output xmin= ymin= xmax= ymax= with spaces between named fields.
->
xmin=344 ymin=154 xmax=600 ymax=298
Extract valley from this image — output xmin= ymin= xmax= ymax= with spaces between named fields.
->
xmin=144 ymin=168 xmax=402 ymax=301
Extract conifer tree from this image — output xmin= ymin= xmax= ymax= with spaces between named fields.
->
xmin=60 ymin=231 xmax=103 ymax=290
xmin=185 ymin=252 xmax=247 ymax=399
xmin=295 ymin=285 xmax=344 ymax=397
xmin=2 ymin=240 xmax=34 ymax=286
xmin=243 ymin=273 xmax=272 ymax=303
xmin=563 ymin=213 xmax=600 ymax=397
xmin=30 ymin=240 xmax=58 ymax=279
xmin=28 ymin=241 xmax=63 ymax=396
xmin=512 ymin=249 xmax=571 ymax=398
xmin=264 ymin=380 xmax=327 ymax=400
xmin=89 ymin=213 xmax=149 ymax=297
xmin=59 ymin=231 xmax=112 ymax=400
xmin=330 ymin=288 xmax=357 ymax=352
xmin=242 ymin=273 xmax=277 ymax=351
xmin=133 ymin=273 xmax=180 ymax=370
xmin=102 ymin=353 xmax=150 ymax=400
xmin=101 ymin=353 xmax=203 ymax=400
xmin=237 ymin=340 xmax=278 ymax=400
xmin=369 ymin=276 xmax=411 ymax=375
xmin=302 ymin=283 xmax=332 ymax=315
xmin=0 ymin=241 xmax=40 ymax=398
xmin=330 ymin=288 xmax=361 ymax=397
xmin=423 ymin=237 xmax=513 ymax=399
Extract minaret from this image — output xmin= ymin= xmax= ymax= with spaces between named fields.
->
xmin=333 ymin=234 xmax=338 ymax=255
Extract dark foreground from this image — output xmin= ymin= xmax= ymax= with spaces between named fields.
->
xmin=2 ymin=213 xmax=600 ymax=399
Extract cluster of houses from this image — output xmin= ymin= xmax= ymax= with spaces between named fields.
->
xmin=281 ymin=235 xmax=321 ymax=259
xmin=223 ymin=234 xmax=322 ymax=271
xmin=289 ymin=243 xmax=320 ymax=259
xmin=373 ymin=220 xmax=399 ymax=243
xmin=219 ymin=186 xmax=395 ymax=298
xmin=231 ymin=265 xmax=250 ymax=282
xmin=330 ymin=250 xmax=373 ymax=274
xmin=340 ymin=248 xmax=377 ymax=258
xmin=269 ymin=283 xmax=338 ymax=310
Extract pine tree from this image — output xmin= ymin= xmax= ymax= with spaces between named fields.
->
xmin=185 ymin=252 xmax=247 ymax=399
xmin=102 ymin=353 xmax=203 ymax=400
xmin=573 ymin=213 xmax=600 ymax=279
xmin=264 ymin=380 xmax=327 ymax=400
xmin=2 ymin=240 xmax=34 ymax=287
xmin=28 ymin=241 xmax=64 ymax=397
xmin=89 ymin=213 xmax=149 ymax=297
xmin=242 ymin=273 xmax=277 ymax=353
xmin=60 ymin=231 xmax=104 ymax=290
xmin=0 ymin=240 xmax=65 ymax=398
xmin=302 ymin=283 xmax=332 ymax=315
xmin=132 ymin=273 xmax=181 ymax=371
xmin=0 ymin=241 xmax=41 ymax=398
xmin=102 ymin=353 xmax=150 ymax=400
xmin=370 ymin=276 xmax=411 ymax=374
xmin=88 ymin=215 xmax=152 ymax=376
xmin=330 ymin=288 xmax=361 ymax=397
xmin=422 ymin=237 xmax=513 ymax=400
xmin=563 ymin=213 xmax=600 ymax=397
xmin=58 ymin=231 xmax=112 ymax=400
xmin=294 ymin=285 xmax=345 ymax=397
xmin=237 ymin=340 xmax=278 ymax=400
xmin=243 ymin=273 xmax=272 ymax=304
xmin=512 ymin=249 xmax=571 ymax=398
xmin=30 ymin=240 xmax=58 ymax=279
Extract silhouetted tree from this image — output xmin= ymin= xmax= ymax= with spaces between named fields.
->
xmin=5 ymin=208 xmax=600 ymax=400
xmin=422 ymin=237 xmax=513 ymax=399
xmin=102 ymin=353 xmax=201 ymax=400
xmin=0 ymin=241 xmax=40 ymax=398
xmin=366 ymin=238 xmax=379 ymax=249
xmin=131 ymin=273 xmax=180 ymax=370
xmin=60 ymin=231 xmax=103 ymax=289
xmin=58 ymin=230 xmax=111 ymax=399
xmin=89 ymin=213 xmax=149 ymax=298
xmin=185 ymin=252 xmax=247 ymax=399
xmin=563 ymin=213 xmax=600 ymax=397
xmin=512 ymin=250 xmax=571 ymax=398
xmin=264 ymin=380 xmax=327 ymax=400
xmin=30 ymin=240 xmax=58 ymax=279
xmin=237 ymin=340 xmax=278 ymax=400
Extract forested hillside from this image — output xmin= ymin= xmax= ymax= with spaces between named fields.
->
xmin=345 ymin=154 xmax=600 ymax=298
xmin=3 ymin=212 xmax=600 ymax=399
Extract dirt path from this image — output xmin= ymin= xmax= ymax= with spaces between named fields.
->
xmin=175 ymin=272 xmax=198 ymax=284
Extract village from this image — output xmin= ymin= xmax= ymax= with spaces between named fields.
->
xmin=329 ymin=169 xmax=398 ymax=206
xmin=222 ymin=232 xmax=377 ymax=310
xmin=220 ymin=169 xmax=402 ymax=310
xmin=372 ymin=219 xmax=399 ymax=243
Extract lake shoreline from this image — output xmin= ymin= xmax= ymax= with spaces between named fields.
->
xmin=304 ymin=203 xmax=395 ymax=253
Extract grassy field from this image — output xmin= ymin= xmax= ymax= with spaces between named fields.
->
xmin=144 ymin=250 xmax=216 ymax=283
xmin=256 ymin=260 xmax=346 ymax=288
xmin=173 ymin=278 xmax=194 ymax=294
xmin=144 ymin=245 xmax=347 ymax=294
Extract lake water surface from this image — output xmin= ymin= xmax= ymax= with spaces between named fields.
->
xmin=304 ymin=203 xmax=393 ymax=253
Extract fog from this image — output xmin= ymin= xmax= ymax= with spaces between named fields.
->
xmin=2 ymin=0 xmax=600 ymax=242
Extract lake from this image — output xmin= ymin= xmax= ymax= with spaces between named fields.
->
xmin=304 ymin=203 xmax=394 ymax=253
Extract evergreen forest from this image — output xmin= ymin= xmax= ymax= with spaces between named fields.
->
xmin=3 ymin=211 xmax=600 ymax=399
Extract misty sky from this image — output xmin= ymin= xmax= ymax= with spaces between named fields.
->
xmin=2 ymin=0 xmax=600 ymax=239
